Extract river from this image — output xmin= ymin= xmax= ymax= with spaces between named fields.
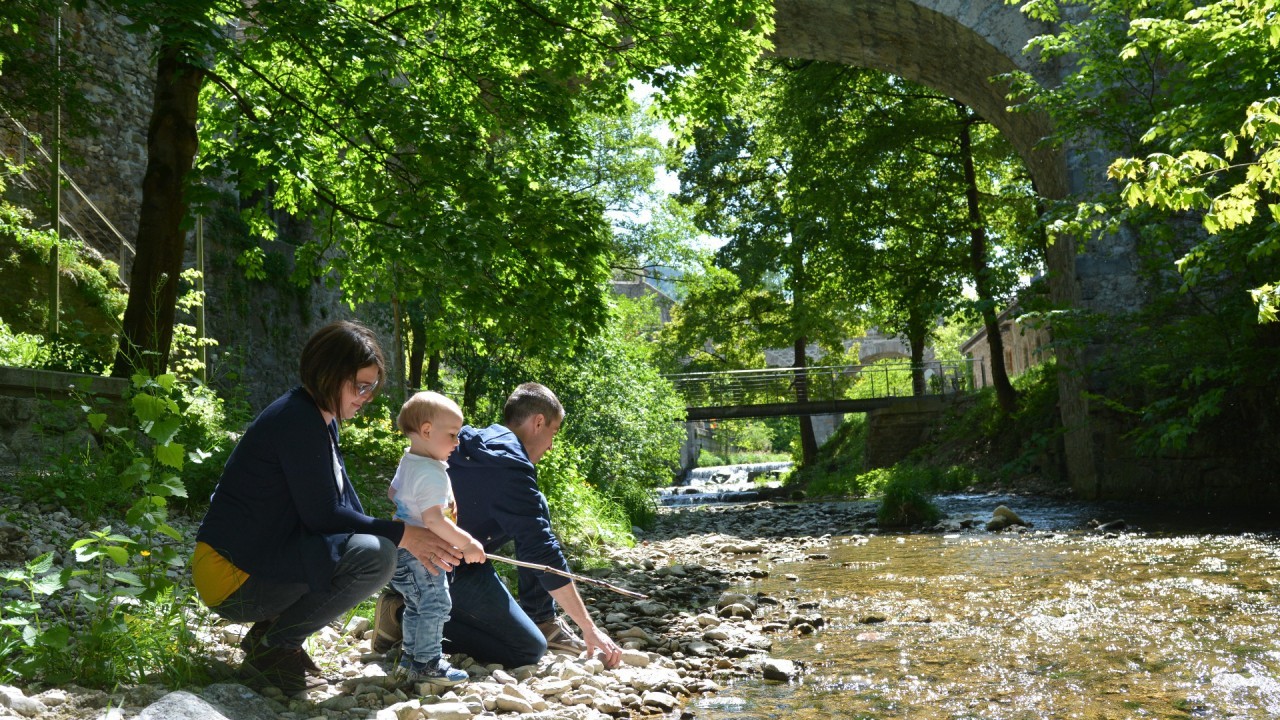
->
xmin=667 ymin=492 xmax=1280 ymax=719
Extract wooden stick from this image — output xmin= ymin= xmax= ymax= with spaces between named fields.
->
xmin=487 ymin=553 xmax=649 ymax=600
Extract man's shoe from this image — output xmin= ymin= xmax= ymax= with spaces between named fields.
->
xmin=393 ymin=656 xmax=468 ymax=688
xmin=373 ymin=587 xmax=405 ymax=654
xmin=240 ymin=643 xmax=327 ymax=694
xmin=537 ymin=616 xmax=587 ymax=655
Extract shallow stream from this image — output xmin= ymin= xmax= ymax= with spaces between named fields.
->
xmin=690 ymin=494 xmax=1280 ymax=719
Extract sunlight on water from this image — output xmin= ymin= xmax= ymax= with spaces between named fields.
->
xmin=690 ymin=498 xmax=1280 ymax=719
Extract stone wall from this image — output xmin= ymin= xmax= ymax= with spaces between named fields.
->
xmin=0 ymin=367 xmax=127 ymax=466
xmin=960 ymin=305 xmax=1053 ymax=388
xmin=0 ymin=6 xmax=153 ymax=274
xmin=863 ymin=397 xmax=948 ymax=469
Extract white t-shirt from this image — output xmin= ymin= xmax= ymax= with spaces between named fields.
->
xmin=389 ymin=451 xmax=454 ymax=528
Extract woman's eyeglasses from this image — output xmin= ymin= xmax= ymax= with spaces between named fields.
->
xmin=354 ymin=380 xmax=379 ymax=397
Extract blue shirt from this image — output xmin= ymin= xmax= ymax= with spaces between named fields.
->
xmin=449 ymin=424 xmax=572 ymax=592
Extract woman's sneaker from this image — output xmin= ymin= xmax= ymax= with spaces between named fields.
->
xmin=393 ymin=657 xmax=468 ymax=687
xmin=240 ymin=643 xmax=328 ymax=695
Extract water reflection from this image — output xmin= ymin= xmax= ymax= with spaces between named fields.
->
xmin=689 ymin=494 xmax=1280 ymax=719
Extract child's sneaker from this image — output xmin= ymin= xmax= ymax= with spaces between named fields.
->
xmin=393 ymin=656 xmax=468 ymax=687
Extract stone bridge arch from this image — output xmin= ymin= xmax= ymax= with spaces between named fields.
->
xmin=773 ymin=0 xmax=1069 ymax=198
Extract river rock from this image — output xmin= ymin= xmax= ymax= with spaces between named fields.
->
xmin=0 ymin=685 xmax=45 ymax=718
xmin=621 ymin=648 xmax=652 ymax=667
xmin=642 ymin=691 xmax=678 ymax=711
xmin=716 ymin=592 xmax=759 ymax=612
xmin=986 ymin=504 xmax=1028 ymax=531
xmin=198 ymin=684 xmax=278 ymax=720
xmin=420 ymin=700 xmax=471 ymax=720
xmin=135 ymin=691 xmax=231 ymax=720
xmin=761 ymin=658 xmax=798 ymax=682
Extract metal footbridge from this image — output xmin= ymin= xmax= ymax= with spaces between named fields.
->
xmin=665 ymin=361 xmax=968 ymax=421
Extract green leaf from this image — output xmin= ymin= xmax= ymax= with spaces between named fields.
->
xmin=131 ymin=393 xmax=168 ymax=424
xmin=155 ymin=442 xmax=186 ymax=470
xmin=27 ymin=552 xmax=54 ymax=575
xmin=107 ymin=570 xmax=143 ymax=587
xmin=30 ymin=574 xmax=64 ymax=596
xmin=147 ymin=416 xmax=182 ymax=445
xmin=157 ymin=522 xmax=184 ymax=542
xmin=39 ymin=623 xmax=71 ymax=650
xmin=104 ymin=546 xmax=130 ymax=566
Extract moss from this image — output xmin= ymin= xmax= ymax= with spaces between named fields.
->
xmin=0 ymin=197 xmax=126 ymax=371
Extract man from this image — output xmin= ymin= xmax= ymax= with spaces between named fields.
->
xmin=436 ymin=382 xmax=622 ymax=668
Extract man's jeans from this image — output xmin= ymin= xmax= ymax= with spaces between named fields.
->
xmin=215 ymin=533 xmax=396 ymax=648
xmin=441 ymin=561 xmax=548 ymax=667
xmin=389 ymin=548 xmax=451 ymax=664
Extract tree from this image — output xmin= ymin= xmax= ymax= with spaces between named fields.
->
xmin=542 ymin=294 xmax=687 ymax=527
xmin=18 ymin=0 xmax=777 ymax=377
xmin=957 ymin=103 xmax=1020 ymax=413
xmin=675 ymin=62 xmax=874 ymax=464
xmin=674 ymin=60 xmax=1039 ymax=433
xmin=1104 ymin=1 xmax=1280 ymax=321
xmin=1006 ymin=0 xmax=1280 ymax=452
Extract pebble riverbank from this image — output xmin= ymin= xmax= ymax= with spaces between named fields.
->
xmin=0 ymin=498 xmax=885 ymax=720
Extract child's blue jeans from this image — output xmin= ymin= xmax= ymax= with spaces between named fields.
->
xmin=389 ymin=547 xmax=451 ymax=664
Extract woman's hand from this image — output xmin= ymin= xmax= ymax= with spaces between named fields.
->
xmin=400 ymin=524 xmax=461 ymax=574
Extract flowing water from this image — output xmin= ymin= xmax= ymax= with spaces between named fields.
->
xmin=688 ymin=493 xmax=1280 ymax=719
xmin=658 ymin=463 xmax=792 ymax=506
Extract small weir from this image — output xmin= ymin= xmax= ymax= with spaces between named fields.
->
xmin=656 ymin=462 xmax=792 ymax=506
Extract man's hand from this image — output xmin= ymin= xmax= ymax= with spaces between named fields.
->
xmin=400 ymin=524 xmax=461 ymax=574
xmin=548 ymin=572 xmax=622 ymax=667
xmin=581 ymin=623 xmax=623 ymax=669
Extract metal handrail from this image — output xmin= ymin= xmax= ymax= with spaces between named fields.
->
xmin=665 ymin=361 xmax=971 ymax=408
xmin=1 ymin=107 xmax=136 ymax=271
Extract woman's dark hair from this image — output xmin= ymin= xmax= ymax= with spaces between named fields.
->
xmin=299 ymin=321 xmax=386 ymax=415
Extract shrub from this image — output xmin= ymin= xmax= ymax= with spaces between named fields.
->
xmin=1 ymin=373 xmax=219 ymax=688
xmin=877 ymin=475 xmax=941 ymax=527
xmin=537 ymin=440 xmax=634 ymax=564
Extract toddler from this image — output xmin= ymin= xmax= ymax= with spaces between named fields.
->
xmin=387 ymin=391 xmax=486 ymax=685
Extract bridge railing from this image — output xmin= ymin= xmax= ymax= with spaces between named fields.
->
xmin=665 ymin=361 xmax=969 ymax=409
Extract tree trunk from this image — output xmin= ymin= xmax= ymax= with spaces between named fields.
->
xmin=112 ymin=44 xmax=205 ymax=378
xmin=909 ymin=323 xmax=928 ymax=396
xmin=958 ymin=106 xmax=1018 ymax=413
xmin=408 ymin=312 xmax=426 ymax=389
xmin=426 ymin=350 xmax=441 ymax=392
xmin=793 ymin=336 xmax=818 ymax=464
xmin=462 ymin=372 xmax=480 ymax=418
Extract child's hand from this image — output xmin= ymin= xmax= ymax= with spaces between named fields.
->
xmin=387 ymin=486 xmax=397 ymax=503
xmin=461 ymin=540 xmax=486 ymax=564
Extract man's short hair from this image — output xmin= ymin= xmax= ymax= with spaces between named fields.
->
xmin=299 ymin=321 xmax=385 ymax=416
xmin=503 ymin=382 xmax=564 ymax=428
xmin=397 ymin=391 xmax=462 ymax=435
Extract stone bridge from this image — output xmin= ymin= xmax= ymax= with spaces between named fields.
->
xmin=772 ymin=1 xmax=1122 ymax=495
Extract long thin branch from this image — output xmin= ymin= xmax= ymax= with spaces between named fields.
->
xmin=487 ymin=553 xmax=649 ymax=600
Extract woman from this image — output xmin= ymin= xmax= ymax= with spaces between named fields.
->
xmin=192 ymin=320 xmax=460 ymax=694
